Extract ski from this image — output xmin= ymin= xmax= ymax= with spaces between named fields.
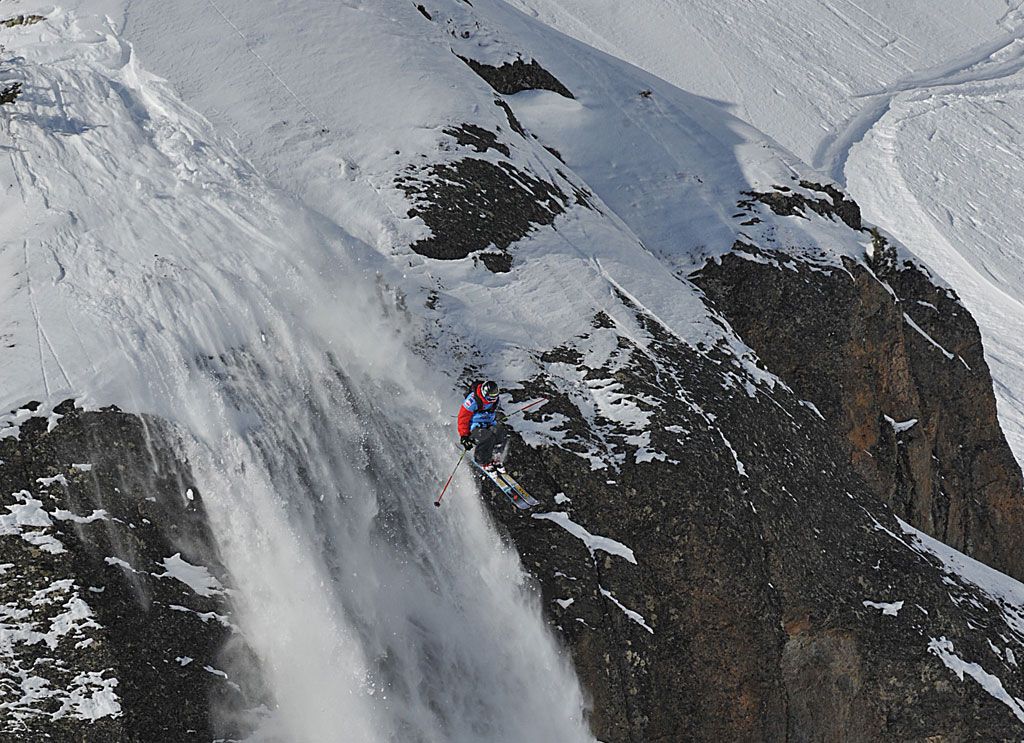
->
xmin=471 ymin=460 xmax=540 ymax=510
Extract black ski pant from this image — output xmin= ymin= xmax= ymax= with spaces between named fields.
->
xmin=470 ymin=424 xmax=509 ymax=466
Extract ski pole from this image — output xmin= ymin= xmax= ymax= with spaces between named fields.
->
xmin=434 ymin=449 xmax=467 ymax=508
xmin=499 ymin=397 xmax=548 ymax=423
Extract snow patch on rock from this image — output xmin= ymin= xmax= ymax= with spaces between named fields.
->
xmin=599 ymin=587 xmax=653 ymax=634
xmin=863 ymin=600 xmax=904 ymax=616
xmin=154 ymin=553 xmax=224 ymax=598
xmin=533 ymin=511 xmax=636 ymax=564
xmin=929 ymin=637 xmax=1024 ymax=723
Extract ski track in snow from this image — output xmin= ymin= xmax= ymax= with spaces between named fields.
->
xmin=844 ymin=43 xmax=1024 ymax=468
xmin=503 ymin=0 xmax=1015 ymax=167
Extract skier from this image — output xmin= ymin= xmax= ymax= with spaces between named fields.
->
xmin=457 ymin=380 xmax=509 ymax=471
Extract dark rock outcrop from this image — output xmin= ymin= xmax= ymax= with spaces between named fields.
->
xmin=443 ymin=123 xmax=510 ymax=156
xmin=739 ymin=180 xmax=862 ymax=230
xmin=494 ymin=98 xmax=526 ymax=136
xmin=1 ymin=14 xmax=47 ymax=28
xmin=457 ymin=54 xmax=575 ymax=98
xmin=0 ymin=81 xmax=21 ymax=105
xmin=487 ymin=298 xmax=1024 ymax=742
xmin=692 ymin=197 xmax=1024 ymax=582
xmin=396 ymin=156 xmax=567 ymax=261
xmin=0 ymin=401 xmax=260 ymax=740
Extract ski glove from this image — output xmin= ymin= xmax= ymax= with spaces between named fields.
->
xmin=460 ymin=436 xmax=474 ymax=450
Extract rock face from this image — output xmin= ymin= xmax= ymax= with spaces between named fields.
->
xmin=456 ymin=55 xmax=575 ymax=98
xmin=0 ymin=401 xmax=259 ymax=741
xmin=409 ymin=121 xmax=1024 ymax=736
xmin=395 ymin=117 xmax=592 ymax=272
xmin=692 ymin=188 xmax=1024 ymax=582
xmin=396 ymin=154 xmax=568 ymax=265
xmin=488 ymin=297 xmax=1024 ymax=742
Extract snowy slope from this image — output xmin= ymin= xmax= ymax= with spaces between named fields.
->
xmin=4 ymin=0 xmax=1024 ymax=739
xmin=500 ymin=0 xmax=1024 ymax=468
xmin=1 ymin=7 xmax=592 ymax=740
xmin=118 ymin=0 xmax=743 ymax=355
xmin=502 ymin=0 xmax=1018 ymax=170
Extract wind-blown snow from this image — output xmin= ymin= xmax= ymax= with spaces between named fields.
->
xmin=1 ymin=5 xmax=594 ymax=740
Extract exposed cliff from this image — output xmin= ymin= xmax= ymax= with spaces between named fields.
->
xmin=0 ymin=402 xmax=260 ymax=740
xmin=489 ymin=297 xmax=1024 ymax=741
xmin=692 ymin=185 xmax=1024 ymax=581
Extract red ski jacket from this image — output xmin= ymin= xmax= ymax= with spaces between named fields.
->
xmin=457 ymin=384 xmax=500 ymax=437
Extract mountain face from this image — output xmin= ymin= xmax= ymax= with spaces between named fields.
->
xmin=0 ymin=402 xmax=259 ymax=740
xmin=693 ymin=186 xmax=1024 ymax=582
xmin=3 ymin=1 xmax=1024 ymax=741
xmin=488 ymin=185 xmax=1024 ymax=741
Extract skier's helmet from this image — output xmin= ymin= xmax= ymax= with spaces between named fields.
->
xmin=480 ymin=381 xmax=499 ymax=402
